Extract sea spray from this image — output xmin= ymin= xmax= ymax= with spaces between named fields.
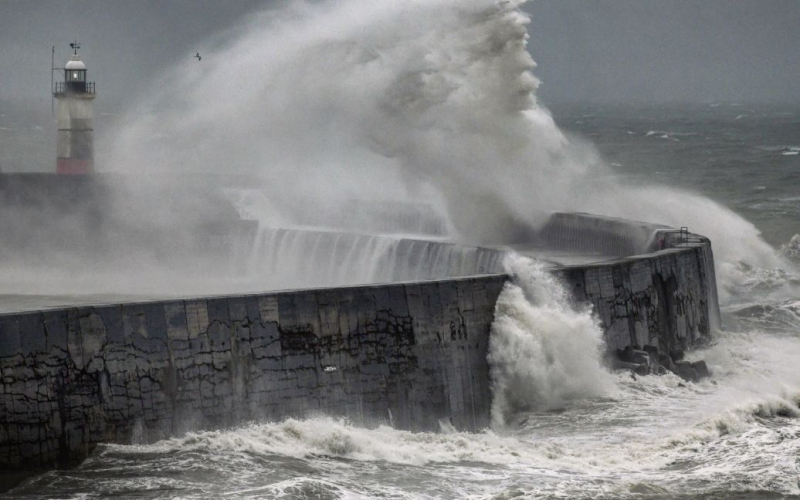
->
xmin=778 ymin=234 xmax=800 ymax=265
xmin=105 ymin=0 xmax=784 ymax=278
xmin=488 ymin=254 xmax=614 ymax=427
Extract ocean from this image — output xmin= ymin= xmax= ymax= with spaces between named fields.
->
xmin=3 ymin=102 xmax=799 ymax=500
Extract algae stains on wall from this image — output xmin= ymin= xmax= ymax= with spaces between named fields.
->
xmin=0 ymin=276 xmax=506 ymax=471
xmin=557 ymin=245 xmax=716 ymax=355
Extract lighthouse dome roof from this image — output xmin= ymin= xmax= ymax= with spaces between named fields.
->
xmin=65 ymin=56 xmax=86 ymax=70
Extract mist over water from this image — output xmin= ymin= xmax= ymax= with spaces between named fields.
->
xmin=2 ymin=0 xmax=784 ymax=302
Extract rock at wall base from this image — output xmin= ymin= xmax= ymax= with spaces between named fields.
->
xmin=630 ymin=350 xmax=651 ymax=368
xmin=672 ymin=361 xmax=699 ymax=382
xmin=611 ymin=360 xmax=650 ymax=376
xmin=643 ymin=345 xmax=660 ymax=362
xmin=691 ymin=360 xmax=711 ymax=380
xmin=653 ymin=365 xmax=669 ymax=376
xmin=659 ymin=354 xmax=675 ymax=372
xmin=669 ymin=359 xmax=712 ymax=382
xmin=618 ymin=347 xmax=653 ymax=369
xmin=614 ymin=351 xmax=711 ymax=383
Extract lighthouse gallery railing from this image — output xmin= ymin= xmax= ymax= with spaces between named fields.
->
xmin=53 ymin=81 xmax=96 ymax=95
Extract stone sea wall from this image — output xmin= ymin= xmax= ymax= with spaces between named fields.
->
xmin=555 ymin=243 xmax=718 ymax=355
xmin=0 ymin=217 xmax=720 ymax=478
xmin=0 ymin=276 xmax=506 ymax=472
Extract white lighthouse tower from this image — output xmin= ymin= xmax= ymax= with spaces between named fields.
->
xmin=53 ymin=42 xmax=96 ymax=174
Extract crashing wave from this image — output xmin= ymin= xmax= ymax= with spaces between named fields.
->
xmin=487 ymin=254 xmax=614 ymax=426
xmin=105 ymin=0 xmax=783 ymax=274
xmin=778 ymin=234 xmax=800 ymax=265
xmin=732 ymin=301 xmax=800 ymax=332
xmin=717 ymin=259 xmax=800 ymax=305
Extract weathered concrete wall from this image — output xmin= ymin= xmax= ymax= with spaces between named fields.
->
xmin=540 ymin=212 xmax=722 ymax=337
xmin=0 ymin=276 xmax=506 ymax=471
xmin=0 ymin=214 xmax=721 ymax=479
xmin=555 ymin=243 xmax=717 ymax=355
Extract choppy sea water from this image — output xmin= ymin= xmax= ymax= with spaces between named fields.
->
xmin=4 ymin=104 xmax=800 ymax=499
xmin=557 ymin=102 xmax=800 ymax=248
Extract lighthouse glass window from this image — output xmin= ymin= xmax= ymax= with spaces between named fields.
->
xmin=67 ymin=70 xmax=86 ymax=83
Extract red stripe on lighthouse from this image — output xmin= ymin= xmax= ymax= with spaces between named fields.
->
xmin=57 ymin=158 xmax=94 ymax=175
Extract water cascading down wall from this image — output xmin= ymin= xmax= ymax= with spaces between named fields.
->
xmin=0 ymin=213 xmax=720 ymax=478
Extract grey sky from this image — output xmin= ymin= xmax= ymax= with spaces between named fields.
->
xmin=0 ymin=0 xmax=262 ymax=109
xmin=525 ymin=0 xmax=800 ymax=104
xmin=0 ymin=0 xmax=798 ymax=108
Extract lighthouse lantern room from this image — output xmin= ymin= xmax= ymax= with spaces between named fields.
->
xmin=53 ymin=42 xmax=96 ymax=174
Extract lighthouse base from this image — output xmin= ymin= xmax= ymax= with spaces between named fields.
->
xmin=56 ymin=158 xmax=93 ymax=175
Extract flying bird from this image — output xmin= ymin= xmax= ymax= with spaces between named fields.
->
xmin=195 ymin=52 xmax=202 ymax=61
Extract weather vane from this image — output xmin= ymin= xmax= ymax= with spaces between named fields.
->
xmin=70 ymin=41 xmax=81 ymax=55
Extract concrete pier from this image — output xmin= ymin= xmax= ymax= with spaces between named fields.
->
xmin=0 ymin=213 xmax=720 ymax=482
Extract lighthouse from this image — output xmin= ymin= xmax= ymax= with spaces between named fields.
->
xmin=53 ymin=43 xmax=96 ymax=174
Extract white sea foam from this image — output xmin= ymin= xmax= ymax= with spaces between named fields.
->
xmin=115 ymin=416 xmax=532 ymax=467
xmin=757 ymin=145 xmax=800 ymax=154
xmin=779 ymin=234 xmax=800 ymax=264
xmin=719 ymin=259 xmax=800 ymax=306
xmin=488 ymin=254 xmax=614 ymax=426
